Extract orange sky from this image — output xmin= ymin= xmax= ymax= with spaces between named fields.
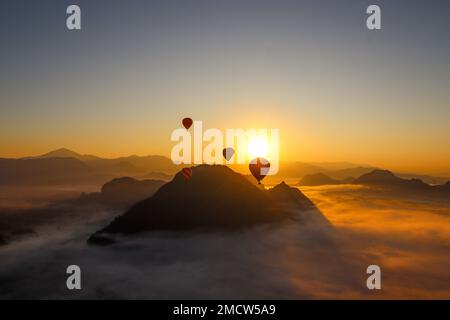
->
xmin=1 ymin=109 xmax=449 ymax=176
xmin=1 ymin=1 xmax=450 ymax=176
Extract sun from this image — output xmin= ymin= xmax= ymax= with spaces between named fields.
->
xmin=247 ymin=136 xmax=269 ymax=160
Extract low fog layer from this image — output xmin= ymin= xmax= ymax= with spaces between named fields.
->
xmin=1 ymin=185 xmax=450 ymax=299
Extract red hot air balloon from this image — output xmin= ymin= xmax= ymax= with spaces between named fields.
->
xmin=182 ymin=117 xmax=193 ymax=130
xmin=249 ymin=157 xmax=270 ymax=184
xmin=181 ymin=167 xmax=192 ymax=181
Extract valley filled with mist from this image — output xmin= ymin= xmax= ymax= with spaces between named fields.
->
xmin=1 ymin=150 xmax=449 ymax=299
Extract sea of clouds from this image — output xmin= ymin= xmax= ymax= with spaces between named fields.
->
xmin=1 ymin=186 xmax=450 ymax=299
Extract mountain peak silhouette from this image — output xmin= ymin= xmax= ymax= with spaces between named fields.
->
xmin=34 ymin=148 xmax=100 ymax=161
xmin=354 ymin=169 xmax=430 ymax=189
xmin=88 ymin=165 xmax=321 ymax=245
xmin=268 ymin=181 xmax=316 ymax=210
xmin=355 ymin=169 xmax=400 ymax=184
xmin=48 ymin=147 xmax=77 ymax=154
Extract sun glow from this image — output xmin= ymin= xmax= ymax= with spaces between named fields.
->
xmin=247 ymin=136 xmax=269 ymax=160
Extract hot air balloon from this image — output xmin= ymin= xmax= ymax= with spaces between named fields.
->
xmin=182 ymin=117 xmax=193 ymax=130
xmin=222 ymin=147 xmax=234 ymax=161
xmin=249 ymin=157 xmax=270 ymax=184
xmin=181 ymin=167 xmax=192 ymax=181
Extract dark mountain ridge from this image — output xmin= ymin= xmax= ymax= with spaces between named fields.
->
xmin=89 ymin=165 xmax=321 ymax=245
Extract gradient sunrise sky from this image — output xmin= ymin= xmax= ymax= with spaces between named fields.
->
xmin=1 ymin=0 xmax=449 ymax=175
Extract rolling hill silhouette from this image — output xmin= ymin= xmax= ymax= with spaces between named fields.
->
xmin=137 ymin=171 xmax=174 ymax=181
xmin=3 ymin=148 xmax=447 ymax=190
xmin=298 ymin=173 xmax=354 ymax=186
xmin=88 ymin=165 xmax=320 ymax=244
xmin=352 ymin=169 xmax=450 ymax=198
xmin=325 ymin=167 xmax=375 ymax=180
xmin=295 ymin=170 xmax=450 ymax=198
xmin=0 ymin=157 xmax=108 ymax=186
xmin=269 ymin=162 xmax=375 ymax=180
xmin=92 ymin=160 xmax=144 ymax=177
xmin=28 ymin=148 xmax=100 ymax=161
xmin=86 ymin=155 xmax=177 ymax=174
xmin=0 ymin=148 xmax=178 ymax=186
xmin=354 ymin=169 xmax=429 ymax=188
xmin=79 ymin=177 xmax=166 ymax=209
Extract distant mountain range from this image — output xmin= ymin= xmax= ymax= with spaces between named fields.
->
xmin=136 ymin=172 xmax=174 ymax=181
xmin=353 ymin=169 xmax=450 ymax=192
xmin=89 ymin=165 xmax=324 ymax=245
xmin=0 ymin=157 xmax=105 ymax=186
xmin=241 ymin=162 xmax=376 ymax=181
xmin=299 ymin=173 xmax=354 ymax=186
xmin=307 ymin=161 xmax=373 ymax=171
xmin=1 ymin=148 xmax=449 ymax=187
xmin=33 ymin=148 xmax=178 ymax=174
xmin=354 ymin=169 xmax=425 ymax=187
xmin=299 ymin=169 xmax=450 ymax=195
xmin=25 ymin=148 xmax=101 ymax=161
xmin=0 ymin=148 xmax=179 ymax=186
